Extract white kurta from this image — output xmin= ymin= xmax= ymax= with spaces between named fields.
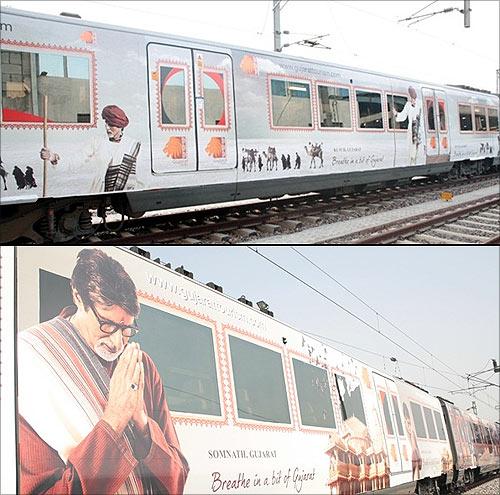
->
xmin=56 ymin=136 xmax=140 ymax=194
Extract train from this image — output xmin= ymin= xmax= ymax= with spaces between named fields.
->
xmin=1 ymin=7 xmax=499 ymax=242
xmin=5 ymin=245 xmax=499 ymax=494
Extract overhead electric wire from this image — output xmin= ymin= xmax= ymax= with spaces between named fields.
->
xmin=408 ymin=0 xmax=439 ymax=19
xmin=247 ymin=247 xmax=497 ymax=413
xmin=291 ymin=248 xmax=475 ymax=379
xmin=290 ymin=247 xmax=499 ymax=407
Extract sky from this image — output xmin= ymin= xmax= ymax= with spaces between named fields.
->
xmin=4 ymin=0 xmax=500 ymax=93
xmin=138 ymin=245 xmax=500 ymax=422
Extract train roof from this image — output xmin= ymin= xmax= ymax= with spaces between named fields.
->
xmin=3 ymin=6 xmax=499 ymax=102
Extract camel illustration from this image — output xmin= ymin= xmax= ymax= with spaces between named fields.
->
xmin=305 ymin=142 xmax=324 ymax=168
xmin=263 ymin=146 xmax=279 ymax=171
xmin=242 ymin=148 xmax=258 ymax=172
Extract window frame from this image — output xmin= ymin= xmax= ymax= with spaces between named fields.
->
xmin=385 ymin=91 xmax=409 ymax=133
xmin=458 ymin=103 xmax=474 ymax=133
xmin=486 ymin=106 xmax=499 ymax=132
xmin=378 ymin=387 xmax=395 ymax=437
xmin=267 ymin=74 xmax=314 ymax=131
xmin=425 ymin=97 xmax=437 ymax=133
xmin=433 ymin=409 xmax=447 ymax=441
xmin=291 ymin=354 xmax=337 ymax=431
xmin=315 ymin=81 xmax=353 ymax=132
xmin=1 ymin=39 xmax=97 ymax=129
xmin=155 ymin=60 xmax=192 ymax=131
xmin=200 ymin=65 xmax=231 ymax=131
xmin=334 ymin=371 xmax=368 ymax=426
xmin=136 ymin=295 xmax=228 ymax=428
xmin=473 ymin=105 xmax=488 ymax=133
xmin=391 ymin=393 xmax=405 ymax=437
xmin=409 ymin=401 xmax=428 ymax=439
xmin=354 ymin=86 xmax=385 ymax=132
xmin=437 ymin=99 xmax=448 ymax=133
xmin=225 ymin=328 xmax=294 ymax=431
xmin=422 ymin=406 xmax=438 ymax=440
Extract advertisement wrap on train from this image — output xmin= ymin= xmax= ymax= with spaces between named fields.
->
xmin=9 ymin=247 xmax=500 ymax=494
xmin=0 ymin=7 xmax=499 ymax=242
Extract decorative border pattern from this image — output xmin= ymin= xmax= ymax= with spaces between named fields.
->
xmin=267 ymin=74 xmax=315 ymax=132
xmin=136 ymin=289 xmax=229 ymax=428
xmin=222 ymin=323 xmax=296 ymax=433
xmin=315 ymin=81 xmax=354 ymax=133
xmin=197 ymin=64 xmax=231 ymax=132
xmin=154 ymin=59 xmax=193 ymax=131
xmin=1 ymin=39 xmax=98 ymax=130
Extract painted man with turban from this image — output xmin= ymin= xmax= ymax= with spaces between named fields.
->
xmin=40 ymin=105 xmax=141 ymax=193
xmin=392 ymin=86 xmax=422 ymax=166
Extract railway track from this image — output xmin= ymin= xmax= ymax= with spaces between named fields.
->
xmin=460 ymin=473 xmax=499 ymax=494
xmin=344 ymin=195 xmax=500 ymax=245
xmin=72 ymin=174 xmax=498 ymax=246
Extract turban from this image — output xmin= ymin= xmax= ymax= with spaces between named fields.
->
xmin=101 ymin=105 xmax=129 ymax=128
xmin=408 ymin=86 xmax=417 ymax=99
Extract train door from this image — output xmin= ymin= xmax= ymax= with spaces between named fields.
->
xmin=192 ymin=50 xmax=237 ymax=171
xmin=373 ymin=373 xmax=412 ymax=477
xmin=148 ymin=44 xmax=197 ymax=173
xmin=422 ymin=87 xmax=451 ymax=164
xmin=147 ymin=45 xmax=237 ymax=173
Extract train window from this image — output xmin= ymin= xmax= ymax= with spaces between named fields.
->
xmin=426 ymin=98 xmax=436 ymax=131
xmin=39 ymin=269 xmax=73 ymax=322
xmin=355 ymin=90 xmax=383 ymax=129
xmin=160 ymin=65 xmax=187 ymax=126
xmin=292 ymin=359 xmax=336 ymax=429
xmin=229 ymin=336 xmax=291 ymax=424
xmin=1 ymin=48 xmax=92 ymax=124
xmin=391 ymin=395 xmax=405 ymax=436
xmin=270 ymin=78 xmax=312 ymax=128
xmin=438 ymin=100 xmax=447 ymax=131
xmin=37 ymin=270 xmax=222 ymax=417
xmin=474 ymin=106 xmax=488 ymax=132
xmin=136 ymin=304 xmax=221 ymax=416
xmin=379 ymin=391 xmax=394 ymax=435
xmin=433 ymin=410 xmax=447 ymax=441
xmin=202 ymin=70 xmax=227 ymax=127
xmin=488 ymin=107 xmax=499 ymax=131
xmin=410 ymin=402 xmax=427 ymax=438
xmin=459 ymin=104 xmax=473 ymax=131
xmin=317 ymin=85 xmax=352 ymax=128
xmin=387 ymin=94 xmax=409 ymax=130
xmin=423 ymin=407 xmax=438 ymax=439
xmin=335 ymin=374 xmax=367 ymax=425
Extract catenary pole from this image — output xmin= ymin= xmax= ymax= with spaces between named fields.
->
xmin=273 ymin=0 xmax=282 ymax=52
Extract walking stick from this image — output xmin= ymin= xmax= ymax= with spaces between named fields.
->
xmin=42 ymin=94 xmax=48 ymax=197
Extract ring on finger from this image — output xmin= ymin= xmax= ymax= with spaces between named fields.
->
xmin=131 ymin=383 xmax=138 ymax=391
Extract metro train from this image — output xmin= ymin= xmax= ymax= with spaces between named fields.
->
xmin=1 ymin=7 xmax=499 ymax=242
xmin=7 ymin=246 xmax=500 ymax=494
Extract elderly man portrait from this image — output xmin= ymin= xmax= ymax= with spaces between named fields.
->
xmin=40 ymin=104 xmax=141 ymax=193
xmin=17 ymin=249 xmax=189 ymax=494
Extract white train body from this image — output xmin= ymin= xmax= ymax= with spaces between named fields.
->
xmin=12 ymin=246 xmax=462 ymax=494
xmin=1 ymin=7 xmax=499 ymax=215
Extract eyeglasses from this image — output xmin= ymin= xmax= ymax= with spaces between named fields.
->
xmin=89 ymin=303 xmax=139 ymax=338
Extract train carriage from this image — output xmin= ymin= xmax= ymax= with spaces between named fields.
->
xmin=1 ymin=7 xmax=499 ymax=242
xmin=439 ymin=396 xmax=500 ymax=489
